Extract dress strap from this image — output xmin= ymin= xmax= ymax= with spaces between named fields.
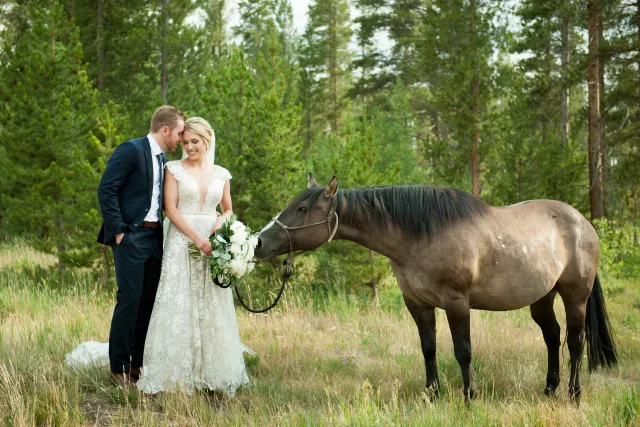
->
xmin=166 ymin=160 xmax=188 ymax=182
xmin=213 ymin=165 xmax=232 ymax=181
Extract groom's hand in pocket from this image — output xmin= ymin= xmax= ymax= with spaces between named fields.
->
xmin=115 ymin=233 xmax=124 ymax=245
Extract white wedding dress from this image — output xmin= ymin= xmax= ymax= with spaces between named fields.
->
xmin=136 ymin=160 xmax=250 ymax=395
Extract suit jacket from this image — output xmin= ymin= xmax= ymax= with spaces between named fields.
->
xmin=97 ymin=136 xmax=166 ymax=245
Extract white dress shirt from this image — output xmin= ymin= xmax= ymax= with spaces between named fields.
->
xmin=144 ymin=134 xmax=163 ymax=222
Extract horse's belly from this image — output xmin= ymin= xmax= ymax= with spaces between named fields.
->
xmin=470 ymin=253 xmax=561 ymax=310
xmin=469 ymin=276 xmax=554 ymax=310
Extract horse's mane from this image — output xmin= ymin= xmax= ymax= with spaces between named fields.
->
xmin=283 ymin=185 xmax=489 ymax=239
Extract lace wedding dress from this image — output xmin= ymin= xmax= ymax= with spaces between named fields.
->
xmin=137 ymin=161 xmax=250 ymax=395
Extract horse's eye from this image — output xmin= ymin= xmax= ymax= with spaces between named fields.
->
xmin=299 ymin=206 xmax=308 ymax=213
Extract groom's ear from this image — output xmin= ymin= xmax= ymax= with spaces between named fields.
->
xmin=308 ymin=172 xmax=319 ymax=189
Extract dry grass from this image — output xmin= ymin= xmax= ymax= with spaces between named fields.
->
xmin=0 ymin=241 xmax=57 ymax=270
xmin=0 ymin=243 xmax=638 ymax=426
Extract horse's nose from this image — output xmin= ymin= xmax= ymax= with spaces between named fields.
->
xmin=256 ymin=237 xmax=262 ymax=249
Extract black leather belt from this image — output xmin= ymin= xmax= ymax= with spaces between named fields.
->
xmin=139 ymin=221 xmax=159 ymax=229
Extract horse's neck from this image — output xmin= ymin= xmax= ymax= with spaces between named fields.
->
xmin=334 ymin=214 xmax=405 ymax=263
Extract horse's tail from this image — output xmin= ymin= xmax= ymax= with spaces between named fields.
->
xmin=585 ymin=274 xmax=618 ymax=372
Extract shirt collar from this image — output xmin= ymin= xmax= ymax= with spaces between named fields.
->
xmin=147 ymin=133 xmax=163 ymax=157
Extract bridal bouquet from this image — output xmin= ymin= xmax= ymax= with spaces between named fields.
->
xmin=188 ymin=215 xmax=259 ymax=287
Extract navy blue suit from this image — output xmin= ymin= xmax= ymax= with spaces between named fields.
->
xmin=97 ymin=136 xmax=166 ymax=374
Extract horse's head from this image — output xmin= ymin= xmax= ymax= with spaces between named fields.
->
xmin=255 ymin=173 xmax=339 ymax=261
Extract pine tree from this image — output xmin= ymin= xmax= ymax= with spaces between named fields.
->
xmin=299 ymin=0 xmax=352 ymax=146
xmin=199 ymin=47 xmax=303 ymax=228
xmin=0 ymin=2 xmax=104 ymax=268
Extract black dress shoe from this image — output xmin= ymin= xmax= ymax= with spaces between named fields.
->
xmin=110 ymin=372 xmax=129 ymax=388
xmin=129 ymin=367 xmax=141 ymax=384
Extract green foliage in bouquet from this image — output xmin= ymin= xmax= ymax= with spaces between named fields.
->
xmin=188 ymin=215 xmax=258 ymax=287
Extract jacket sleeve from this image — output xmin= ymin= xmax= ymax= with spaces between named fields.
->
xmin=97 ymin=142 xmax=137 ymax=235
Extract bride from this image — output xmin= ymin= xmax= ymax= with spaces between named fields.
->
xmin=137 ymin=117 xmax=250 ymax=395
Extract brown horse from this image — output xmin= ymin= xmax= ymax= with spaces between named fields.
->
xmin=255 ymin=174 xmax=618 ymax=401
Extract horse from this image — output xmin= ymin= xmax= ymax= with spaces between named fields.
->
xmin=254 ymin=173 xmax=618 ymax=401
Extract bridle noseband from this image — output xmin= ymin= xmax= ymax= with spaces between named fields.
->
xmin=232 ymin=195 xmax=339 ymax=314
xmin=272 ymin=196 xmax=340 ymax=257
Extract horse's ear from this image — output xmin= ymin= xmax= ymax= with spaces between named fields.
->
xmin=308 ymin=172 xmax=319 ymax=188
xmin=324 ymin=176 xmax=338 ymax=199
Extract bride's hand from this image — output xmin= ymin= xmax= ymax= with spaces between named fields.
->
xmin=211 ymin=216 xmax=225 ymax=235
xmin=195 ymin=235 xmax=212 ymax=256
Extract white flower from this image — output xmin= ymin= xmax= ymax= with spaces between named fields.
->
xmin=230 ymin=228 xmax=248 ymax=245
xmin=230 ymin=243 xmax=243 ymax=255
xmin=228 ymin=258 xmax=247 ymax=277
xmin=245 ymin=245 xmax=255 ymax=260
xmin=248 ymin=234 xmax=259 ymax=250
xmin=246 ymin=262 xmax=255 ymax=273
xmin=230 ymin=221 xmax=245 ymax=233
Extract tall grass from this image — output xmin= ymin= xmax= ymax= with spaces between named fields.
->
xmin=1 ymin=243 xmax=638 ymax=426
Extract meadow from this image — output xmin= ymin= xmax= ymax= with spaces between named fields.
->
xmin=0 ymin=242 xmax=638 ymax=426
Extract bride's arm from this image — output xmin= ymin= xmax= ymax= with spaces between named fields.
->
xmin=164 ymin=169 xmax=212 ymax=255
xmin=212 ymin=180 xmax=232 ymax=234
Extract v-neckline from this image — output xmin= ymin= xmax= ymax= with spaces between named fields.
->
xmin=179 ymin=160 xmax=217 ymax=212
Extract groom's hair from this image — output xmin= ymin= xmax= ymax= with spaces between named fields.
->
xmin=150 ymin=105 xmax=186 ymax=133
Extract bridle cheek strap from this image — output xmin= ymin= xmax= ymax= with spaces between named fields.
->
xmin=272 ymin=204 xmax=339 ymax=256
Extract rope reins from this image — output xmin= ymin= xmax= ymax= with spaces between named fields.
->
xmin=232 ymin=196 xmax=339 ymax=313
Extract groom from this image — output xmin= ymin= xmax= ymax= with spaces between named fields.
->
xmin=97 ymin=105 xmax=185 ymax=386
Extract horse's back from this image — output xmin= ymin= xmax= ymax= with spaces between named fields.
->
xmin=501 ymin=199 xmax=599 ymax=292
xmin=395 ymin=198 xmax=599 ymax=311
xmin=463 ymin=200 xmax=598 ymax=310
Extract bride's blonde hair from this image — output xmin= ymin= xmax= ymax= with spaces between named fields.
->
xmin=184 ymin=117 xmax=213 ymax=149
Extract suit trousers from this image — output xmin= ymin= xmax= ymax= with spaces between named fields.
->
xmin=109 ymin=226 xmax=163 ymax=374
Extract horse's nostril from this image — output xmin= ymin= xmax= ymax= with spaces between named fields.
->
xmin=256 ymin=237 xmax=262 ymax=249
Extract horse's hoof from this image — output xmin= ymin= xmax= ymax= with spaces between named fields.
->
xmin=425 ymin=384 xmax=439 ymax=401
xmin=464 ymin=388 xmax=476 ymax=403
xmin=569 ymin=387 xmax=581 ymax=403
xmin=544 ymin=385 xmax=557 ymax=397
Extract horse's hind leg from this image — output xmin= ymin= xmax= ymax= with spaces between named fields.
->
xmin=529 ymin=290 xmax=561 ymax=396
xmin=558 ymin=283 xmax=591 ymax=401
xmin=403 ymin=295 xmax=440 ymax=398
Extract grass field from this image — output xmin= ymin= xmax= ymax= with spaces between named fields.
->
xmin=0 ymin=243 xmax=638 ymax=426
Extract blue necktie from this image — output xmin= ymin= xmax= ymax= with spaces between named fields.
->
xmin=156 ymin=153 xmax=164 ymax=218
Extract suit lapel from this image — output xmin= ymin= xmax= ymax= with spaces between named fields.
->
xmin=142 ymin=137 xmax=153 ymax=203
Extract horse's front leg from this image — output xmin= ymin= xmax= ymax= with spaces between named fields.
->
xmin=445 ymin=299 xmax=476 ymax=401
xmin=403 ymin=295 xmax=439 ymax=398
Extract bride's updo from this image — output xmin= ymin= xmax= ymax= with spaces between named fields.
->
xmin=184 ymin=117 xmax=213 ymax=150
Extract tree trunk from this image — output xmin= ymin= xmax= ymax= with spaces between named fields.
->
xmin=161 ymin=0 xmax=169 ymax=104
xmin=209 ymin=0 xmax=226 ymax=57
xmin=470 ymin=0 xmax=481 ymax=198
xmin=329 ymin=0 xmax=339 ymax=134
xmin=560 ymin=11 xmax=570 ymax=146
xmin=635 ymin=2 xmax=640 ymax=246
xmin=305 ymin=79 xmax=312 ymax=152
xmin=56 ymin=217 xmax=65 ymax=273
xmin=518 ymin=154 xmax=523 ymax=202
xmin=587 ymin=0 xmax=603 ymax=220
xmin=96 ymin=0 xmax=105 ymax=90
xmin=599 ymin=13 xmax=608 ymax=217
xmin=432 ymin=110 xmax=441 ymax=140
xmin=632 ymin=191 xmax=638 ymax=246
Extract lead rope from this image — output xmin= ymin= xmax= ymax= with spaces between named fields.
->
xmin=233 ymin=200 xmax=339 ymax=313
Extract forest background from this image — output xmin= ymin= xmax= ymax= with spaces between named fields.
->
xmin=1 ymin=1 xmax=639 ymax=425
xmin=1 ymin=0 xmax=638 ymax=295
